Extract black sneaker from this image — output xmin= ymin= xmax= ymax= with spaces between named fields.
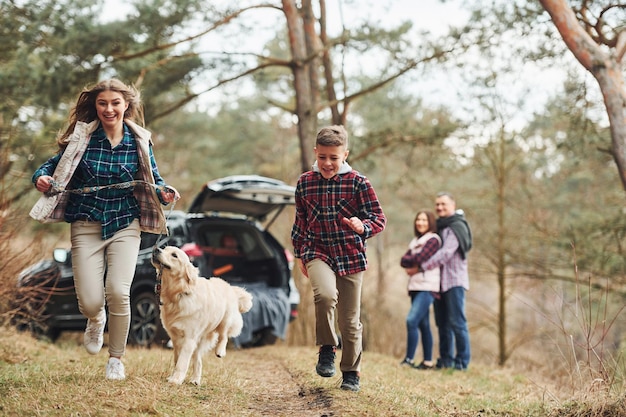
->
xmin=341 ymin=371 xmax=360 ymax=392
xmin=415 ymin=361 xmax=435 ymax=370
xmin=399 ymin=358 xmax=416 ymax=368
xmin=316 ymin=345 xmax=336 ymax=377
xmin=435 ymin=358 xmax=453 ymax=370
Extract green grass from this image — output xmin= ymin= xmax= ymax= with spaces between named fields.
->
xmin=7 ymin=328 xmax=624 ymax=417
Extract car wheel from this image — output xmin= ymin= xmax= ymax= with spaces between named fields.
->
xmin=13 ymin=316 xmax=61 ymax=342
xmin=11 ymin=298 xmax=61 ymax=342
xmin=127 ymin=290 xmax=168 ymax=347
xmin=247 ymin=327 xmax=277 ymax=347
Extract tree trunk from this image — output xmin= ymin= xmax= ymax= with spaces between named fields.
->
xmin=282 ymin=0 xmax=316 ymax=173
xmin=539 ymin=0 xmax=626 ymax=193
xmin=302 ymin=0 xmax=320 ymax=141
xmin=318 ymin=0 xmax=341 ymax=125
xmin=496 ymin=128 xmax=507 ymax=366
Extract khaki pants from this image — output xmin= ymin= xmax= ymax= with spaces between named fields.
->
xmin=307 ymin=259 xmax=363 ymax=373
xmin=71 ymin=219 xmax=141 ymax=358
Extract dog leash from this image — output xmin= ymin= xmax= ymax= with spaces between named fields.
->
xmin=48 ymin=179 xmax=174 ymax=196
xmin=153 ymin=201 xmax=177 ymax=303
xmin=48 ymin=179 xmax=177 ymax=301
xmin=47 ymin=180 xmax=179 ymax=237
xmin=151 ymin=196 xmax=178 ymax=303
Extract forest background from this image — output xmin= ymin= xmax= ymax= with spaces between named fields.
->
xmin=1 ymin=0 xmax=626 ymax=410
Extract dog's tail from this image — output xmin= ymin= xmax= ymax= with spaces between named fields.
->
xmin=234 ymin=287 xmax=253 ymax=313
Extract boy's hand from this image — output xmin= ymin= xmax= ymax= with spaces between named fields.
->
xmin=342 ymin=216 xmax=364 ymax=234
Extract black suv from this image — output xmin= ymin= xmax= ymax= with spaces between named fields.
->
xmin=13 ymin=175 xmax=300 ymax=347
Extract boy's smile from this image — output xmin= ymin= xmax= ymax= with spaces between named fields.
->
xmin=314 ymin=144 xmax=349 ymax=179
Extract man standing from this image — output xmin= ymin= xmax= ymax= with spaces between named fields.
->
xmin=419 ymin=192 xmax=472 ymax=370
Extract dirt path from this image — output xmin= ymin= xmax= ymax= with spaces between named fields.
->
xmin=235 ymin=347 xmax=335 ymax=417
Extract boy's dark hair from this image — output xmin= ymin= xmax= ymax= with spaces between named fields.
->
xmin=316 ymin=125 xmax=349 ymax=149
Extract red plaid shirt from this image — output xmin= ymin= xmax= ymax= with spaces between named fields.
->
xmin=291 ymin=169 xmax=386 ymax=276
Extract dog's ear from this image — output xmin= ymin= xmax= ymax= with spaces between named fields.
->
xmin=184 ymin=259 xmax=197 ymax=283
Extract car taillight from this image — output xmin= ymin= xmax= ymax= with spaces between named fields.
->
xmin=290 ymin=306 xmax=298 ymax=322
xmin=181 ymin=242 xmax=203 ymax=259
xmin=284 ymin=249 xmax=294 ymax=270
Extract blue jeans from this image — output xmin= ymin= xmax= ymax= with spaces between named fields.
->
xmin=405 ymin=291 xmax=434 ymax=362
xmin=433 ymin=286 xmax=470 ymax=369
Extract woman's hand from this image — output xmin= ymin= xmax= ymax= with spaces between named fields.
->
xmin=162 ymin=186 xmax=180 ymax=203
xmin=404 ymin=266 xmax=419 ymax=276
xmin=342 ymin=216 xmax=364 ymax=234
xmin=35 ymin=176 xmax=54 ymax=193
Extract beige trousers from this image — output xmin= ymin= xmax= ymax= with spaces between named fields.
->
xmin=70 ymin=219 xmax=141 ymax=358
xmin=307 ymin=259 xmax=364 ymax=373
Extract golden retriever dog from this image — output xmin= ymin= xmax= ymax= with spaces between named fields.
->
xmin=151 ymin=246 xmax=253 ymax=385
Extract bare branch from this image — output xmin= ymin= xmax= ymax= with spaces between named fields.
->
xmin=349 ymin=133 xmax=432 ymax=162
xmin=322 ymin=46 xmax=455 ymax=114
xmin=134 ymin=52 xmax=200 ymax=88
xmin=596 ymin=4 xmax=626 ymax=47
xmin=113 ymin=3 xmax=281 ymax=61
xmin=616 ymin=29 xmax=626 ymax=62
xmin=150 ymin=60 xmax=280 ymax=121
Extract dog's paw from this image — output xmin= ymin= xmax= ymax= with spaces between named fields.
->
xmin=216 ymin=350 xmax=225 ymax=358
xmin=167 ymin=374 xmax=185 ymax=385
xmin=190 ymin=378 xmax=201 ymax=385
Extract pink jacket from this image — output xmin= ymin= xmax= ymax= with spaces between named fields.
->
xmin=406 ymin=232 xmax=441 ymax=292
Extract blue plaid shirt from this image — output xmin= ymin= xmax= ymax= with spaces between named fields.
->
xmin=32 ymin=124 xmax=166 ymax=239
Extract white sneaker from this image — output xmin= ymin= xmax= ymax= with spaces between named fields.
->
xmin=84 ymin=310 xmax=106 ymax=355
xmin=105 ymin=357 xmax=126 ymax=380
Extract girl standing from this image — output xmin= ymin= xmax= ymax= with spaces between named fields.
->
xmin=399 ymin=210 xmax=441 ymax=369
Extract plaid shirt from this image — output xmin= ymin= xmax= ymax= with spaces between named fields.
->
xmin=421 ymin=227 xmax=470 ymax=292
xmin=291 ymin=169 xmax=386 ymax=276
xmin=33 ymin=123 xmax=167 ymax=240
xmin=400 ymin=235 xmax=441 ymax=267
